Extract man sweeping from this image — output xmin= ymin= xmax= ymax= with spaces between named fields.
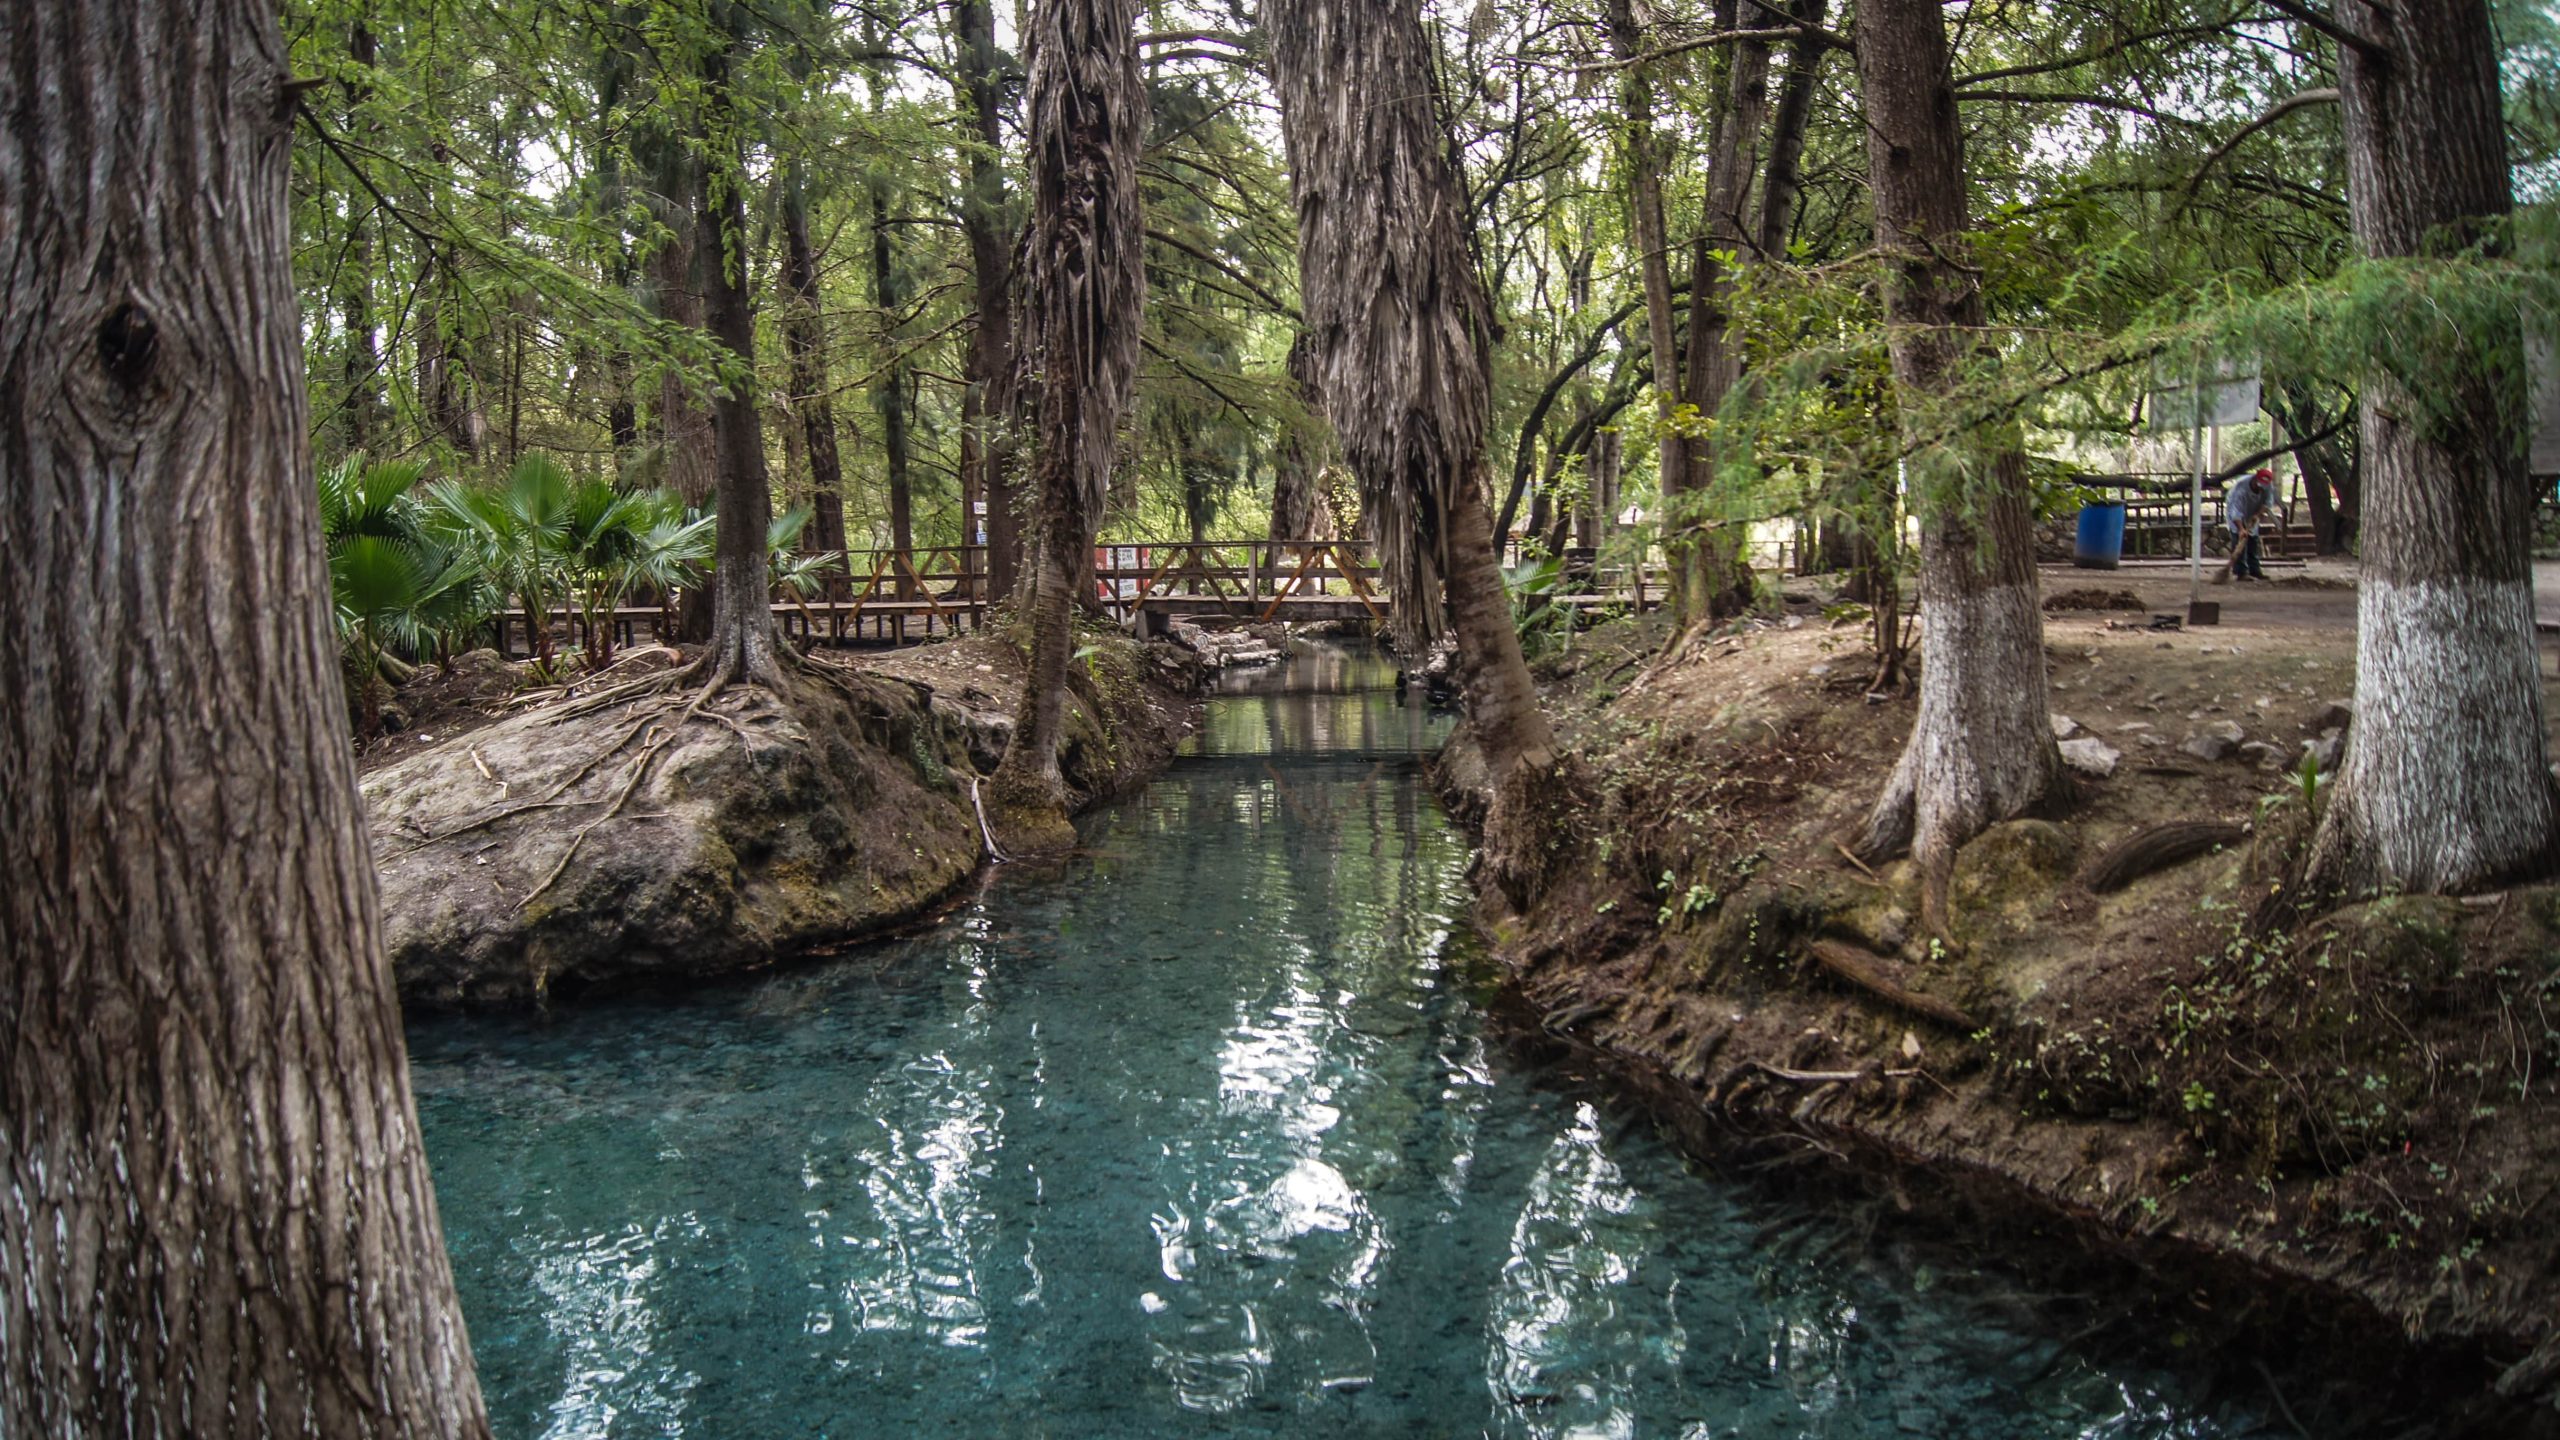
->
xmin=2221 ymin=467 xmax=2277 ymax=582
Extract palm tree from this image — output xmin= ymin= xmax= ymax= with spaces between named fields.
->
xmin=558 ymin=479 xmax=712 ymax=668
xmin=425 ymin=454 xmax=576 ymax=671
xmin=317 ymin=456 xmax=492 ymax=734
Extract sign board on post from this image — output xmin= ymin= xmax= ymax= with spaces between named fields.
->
xmin=2146 ymin=354 xmax=2263 ymax=432
xmin=2147 ymin=354 xmax=2261 ymax=624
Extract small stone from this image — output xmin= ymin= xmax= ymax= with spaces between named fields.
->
xmin=2138 ymin=733 xmax=2167 ymax=748
xmin=2179 ymin=731 xmax=2237 ymax=763
xmin=2206 ymin=719 xmax=2246 ymax=744
xmin=1901 ymin=1031 xmax=1923 ymax=1061
xmin=2117 ymin=720 xmax=2151 ymax=732
xmin=2050 ymin=713 xmax=2081 ymax=739
xmin=2060 ymin=736 xmax=2121 ymax=777
xmin=2239 ymin=740 xmax=2290 ymax=770
xmin=1875 ymin=907 xmax=1911 ymax=951
xmin=2304 ymin=730 xmax=2344 ymax=773
xmin=1809 ymin=663 xmax=1831 ymax=677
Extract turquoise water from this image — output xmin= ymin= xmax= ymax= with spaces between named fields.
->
xmin=410 ymin=645 xmax=2265 ymax=1439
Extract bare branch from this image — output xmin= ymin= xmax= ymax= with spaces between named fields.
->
xmin=2176 ymin=87 xmax=2342 ymax=213
xmin=1957 ymin=89 xmax=2208 ymax=129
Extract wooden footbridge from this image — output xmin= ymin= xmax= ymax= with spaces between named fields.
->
xmin=503 ymin=538 xmax=1664 ymax=655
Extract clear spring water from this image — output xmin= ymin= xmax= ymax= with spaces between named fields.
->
xmin=409 ymin=644 xmax=2267 ymax=1439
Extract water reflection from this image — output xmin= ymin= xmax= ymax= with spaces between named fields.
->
xmin=410 ymin=643 xmax=2262 ymax=1439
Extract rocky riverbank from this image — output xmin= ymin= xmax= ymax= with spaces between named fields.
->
xmin=361 ymin=626 xmax=1204 ymax=1007
xmin=1444 ymin=600 xmax=2560 ymax=1437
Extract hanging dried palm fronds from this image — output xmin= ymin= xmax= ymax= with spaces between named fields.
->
xmin=989 ymin=0 xmax=1147 ymax=837
xmin=1264 ymin=0 xmax=1496 ymax=649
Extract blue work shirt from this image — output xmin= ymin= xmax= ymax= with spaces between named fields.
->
xmin=2226 ymin=478 xmax=2272 ymax=529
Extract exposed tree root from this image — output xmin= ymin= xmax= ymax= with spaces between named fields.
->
xmin=2080 ymin=821 xmax=2249 ymax=894
xmin=390 ymin=706 xmax=669 ymax=852
xmin=517 ymin=673 xmax=766 ymax=911
xmin=1804 ymin=938 xmax=1979 ymax=1030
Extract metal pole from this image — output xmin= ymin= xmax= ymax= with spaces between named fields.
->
xmin=2188 ymin=397 xmax=2206 ymax=609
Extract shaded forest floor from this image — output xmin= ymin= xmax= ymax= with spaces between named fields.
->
xmin=1457 ymin=567 xmax=2560 ymax=1437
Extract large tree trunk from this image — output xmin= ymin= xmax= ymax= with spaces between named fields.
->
xmin=336 ymin=21 xmax=386 ymax=455
xmin=1850 ymin=0 xmax=2060 ymax=932
xmin=694 ymin=26 xmax=788 ymax=690
xmin=2306 ymin=0 xmax=2555 ymax=896
xmin=417 ymin=248 xmax=488 ymax=459
xmin=866 ymin=52 xmax=918 ymax=595
xmin=988 ymin=0 xmax=1147 ymax=842
xmin=1268 ymin=333 xmax=1325 ymax=543
xmin=952 ymin=0 xmax=1024 ymax=602
xmin=780 ymin=158 xmax=848 ymax=595
xmin=1600 ymin=0 xmax=1712 ymax=620
xmin=1267 ymin=0 xmax=1558 ymax=780
xmin=1673 ymin=15 xmax=1774 ymax=623
xmin=592 ymin=33 xmax=643 ymax=451
xmin=0 ymin=5 xmax=491 ymax=1433
xmin=1756 ymin=0 xmax=1830 ymax=261
xmin=645 ymin=143 xmax=718 ymax=509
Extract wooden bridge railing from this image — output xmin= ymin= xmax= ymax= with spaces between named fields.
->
xmin=499 ymin=535 xmax=1670 ymax=657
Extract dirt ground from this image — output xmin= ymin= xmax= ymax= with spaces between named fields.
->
xmin=1456 ymin=560 xmax=2560 ymax=1438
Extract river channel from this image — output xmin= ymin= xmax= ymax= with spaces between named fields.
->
xmin=408 ymin=643 xmax=2267 ymax=1438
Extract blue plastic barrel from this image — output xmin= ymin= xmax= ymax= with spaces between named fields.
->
xmin=2072 ymin=500 xmax=2126 ymax=569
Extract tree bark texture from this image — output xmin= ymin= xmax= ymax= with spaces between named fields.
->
xmin=1266 ymin=0 xmax=1558 ymax=777
xmin=990 ymin=0 xmax=1147 ymax=828
xmin=1850 ymin=0 xmax=2060 ymax=929
xmin=1601 ymin=0 xmax=1698 ymax=599
xmin=0 ymin=4 xmax=492 ymax=1433
xmin=695 ymin=30 xmax=788 ymax=690
xmin=643 ymin=139 xmax=717 ymax=508
xmin=953 ymin=0 xmax=1024 ymax=602
xmin=2307 ymin=0 xmax=2555 ymax=895
xmin=1755 ymin=0 xmax=1830 ymax=262
xmin=1676 ymin=22 xmax=1775 ymax=622
xmin=780 ymin=159 xmax=848 ymax=593
xmin=335 ymin=23 xmax=385 ymax=456
xmin=867 ymin=125 xmax=917 ymax=592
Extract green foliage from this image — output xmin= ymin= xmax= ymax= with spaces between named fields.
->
xmin=316 ymin=456 xmax=494 ymax=732
xmin=1501 ymin=553 xmax=1569 ymax=658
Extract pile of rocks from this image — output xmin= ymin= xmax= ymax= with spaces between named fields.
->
xmin=1166 ymin=619 xmax=1284 ymax=669
xmin=2048 ymin=698 xmax=2351 ymax=779
xmin=2171 ymin=699 xmax=2350 ymax=772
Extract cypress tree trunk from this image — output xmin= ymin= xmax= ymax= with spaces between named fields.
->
xmin=1677 ymin=21 xmax=1775 ymax=621
xmin=694 ymin=23 xmax=788 ymax=690
xmin=0 ymin=4 xmax=491 ymax=1432
xmin=1850 ymin=0 xmax=2060 ymax=931
xmin=2306 ymin=0 xmax=2556 ymax=895
xmin=988 ymin=0 xmax=1147 ymax=843
xmin=1268 ymin=334 xmax=1324 ymax=543
xmin=1601 ymin=0 xmax=1707 ymax=618
xmin=952 ymin=0 xmax=1024 ymax=602
xmin=644 ymin=141 xmax=718 ymax=509
xmin=337 ymin=21 xmax=386 ymax=454
xmin=780 ymin=158 xmax=848 ymax=594
xmin=1756 ymin=0 xmax=1830 ymax=262
xmin=870 ymin=184 xmax=916 ymax=593
xmin=1266 ymin=0 xmax=1557 ymax=780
